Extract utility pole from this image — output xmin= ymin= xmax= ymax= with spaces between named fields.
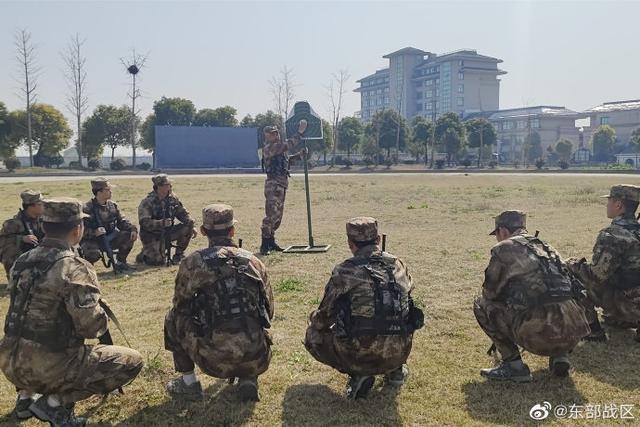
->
xmin=121 ymin=50 xmax=147 ymax=168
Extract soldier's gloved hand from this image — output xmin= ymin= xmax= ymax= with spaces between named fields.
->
xmin=22 ymin=234 xmax=39 ymax=245
xmin=297 ymin=119 xmax=308 ymax=135
xmin=95 ymin=227 xmax=106 ymax=237
xmin=130 ymin=231 xmax=138 ymax=242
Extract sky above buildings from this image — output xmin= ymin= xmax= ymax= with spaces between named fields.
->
xmin=1 ymin=0 xmax=639 ymax=151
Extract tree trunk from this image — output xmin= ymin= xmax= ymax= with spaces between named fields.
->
xmin=111 ymin=146 xmax=115 ymax=162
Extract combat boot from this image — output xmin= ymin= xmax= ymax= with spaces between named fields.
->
xmin=29 ymin=396 xmax=86 ymax=427
xmin=346 ymin=375 xmax=375 ymax=399
xmin=583 ymin=321 xmax=608 ymax=342
xmin=270 ymin=239 xmax=284 ymax=252
xmin=549 ymin=354 xmax=571 ymax=377
xmin=237 ymin=377 xmax=259 ymax=402
xmin=384 ymin=365 xmax=409 ymax=386
xmin=166 ymin=377 xmax=204 ymax=400
xmin=14 ymin=394 xmax=36 ymax=420
xmin=260 ymin=238 xmax=272 ymax=255
xmin=480 ymin=360 xmax=532 ymax=383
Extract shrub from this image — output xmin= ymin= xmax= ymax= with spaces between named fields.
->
xmin=344 ymin=159 xmax=353 ymax=169
xmin=488 ymin=160 xmax=497 ymax=169
xmin=87 ymin=159 xmax=101 ymax=170
xmin=461 ymin=159 xmax=472 ymax=167
xmin=435 ymin=159 xmax=446 ymax=169
xmin=68 ymin=160 xmax=83 ymax=170
xmin=558 ymin=160 xmax=570 ymax=170
xmin=535 ymin=159 xmax=545 ymax=170
xmin=135 ymin=162 xmax=151 ymax=171
xmin=363 ymin=157 xmax=374 ymax=168
xmin=50 ymin=155 xmax=64 ymax=168
xmin=110 ymin=159 xmax=127 ymax=171
xmin=4 ymin=157 xmax=21 ymax=172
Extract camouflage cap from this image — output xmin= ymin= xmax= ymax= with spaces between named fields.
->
xmin=20 ymin=190 xmax=43 ymax=205
xmin=490 ymin=210 xmax=527 ymax=235
xmin=90 ymin=177 xmax=115 ymax=191
xmin=346 ymin=216 xmax=379 ymax=242
xmin=152 ymin=174 xmax=172 ymax=186
xmin=42 ymin=197 xmax=90 ymax=223
xmin=202 ymin=203 xmax=238 ymax=230
xmin=600 ymin=184 xmax=640 ymax=202
xmin=263 ymin=125 xmax=279 ymax=134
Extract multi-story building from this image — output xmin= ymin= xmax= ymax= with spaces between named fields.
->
xmin=355 ymin=47 xmax=506 ymax=121
xmin=583 ymin=99 xmax=640 ymax=145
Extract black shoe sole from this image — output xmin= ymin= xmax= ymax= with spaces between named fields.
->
xmin=551 ymin=361 xmax=571 ymax=377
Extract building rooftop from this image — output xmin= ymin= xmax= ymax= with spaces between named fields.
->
xmin=487 ymin=106 xmax=584 ymax=120
xmin=382 ymin=47 xmax=429 ymax=58
xmin=356 ymin=68 xmax=389 ymax=83
xmin=585 ymin=99 xmax=640 ymax=113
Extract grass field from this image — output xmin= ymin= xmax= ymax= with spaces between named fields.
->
xmin=0 ymin=174 xmax=638 ymax=426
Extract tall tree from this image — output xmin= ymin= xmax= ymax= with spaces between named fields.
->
xmin=82 ymin=105 xmax=132 ymax=161
xmin=326 ymin=69 xmax=350 ymax=166
xmin=555 ymin=138 xmax=573 ymax=161
xmin=15 ymin=29 xmax=40 ymax=167
xmin=465 ymin=118 xmax=496 ymax=167
xmin=121 ymin=49 xmax=148 ymax=167
xmin=436 ymin=112 xmax=467 ymax=165
xmin=8 ymin=104 xmax=72 ymax=164
xmin=411 ymin=116 xmax=434 ymax=165
xmin=62 ymin=33 xmax=88 ymax=167
xmin=0 ymin=102 xmax=19 ymax=159
xmin=194 ymin=106 xmax=238 ymax=127
xmin=269 ymin=66 xmax=295 ymax=131
xmin=139 ymin=113 xmax=156 ymax=165
xmin=630 ymin=128 xmax=640 ymax=168
xmin=306 ymin=119 xmax=333 ymax=162
xmin=337 ymin=116 xmax=363 ymax=160
xmin=153 ymin=96 xmax=196 ymax=126
xmin=371 ymin=109 xmax=409 ymax=159
xmin=591 ymin=125 xmax=616 ymax=162
xmin=524 ymin=130 xmax=543 ymax=162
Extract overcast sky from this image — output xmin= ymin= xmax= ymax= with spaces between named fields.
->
xmin=2 ymin=0 xmax=639 ymax=154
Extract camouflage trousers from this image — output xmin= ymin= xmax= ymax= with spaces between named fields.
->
xmin=80 ymin=230 xmax=134 ymax=265
xmin=0 ymin=343 xmax=143 ymax=405
xmin=138 ymin=224 xmax=192 ymax=265
xmin=580 ymin=280 xmax=640 ymax=326
xmin=304 ymin=326 xmax=412 ymax=376
xmin=473 ymin=296 xmax=590 ymax=361
xmin=164 ymin=308 xmax=272 ymax=379
xmin=261 ymin=180 xmax=287 ymax=239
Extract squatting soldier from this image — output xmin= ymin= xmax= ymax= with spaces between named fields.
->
xmin=0 ymin=198 xmax=143 ymax=426
xmin=260 ymin=119 xmax=307 ymax=255
xmin=136 ymin=174 xmax=196 ymax=265
xmin=164 ymin=204 xmax=273 ymax=401
xmin=305 ymin=217 xmax=424 ymax=399
xmin=474 ymin=210 xmax=590 ymax=383
xmin=0 ymin=190 xmax=45 ymax=281
xmin=81 ymin=178 xmax=138 ymax=271
xmin=567 ymin=184 xmax=640 ymax=343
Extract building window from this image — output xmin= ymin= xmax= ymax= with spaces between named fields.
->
xmin=504 ymin=121 xmax=514 ymax=130
xmin=426 ymin=90 xmax=433 ymax=98
xmin=377 ymin=98 xmax=382 ymax=106
xmin=600 ymin=116 xmax=609 ymax=125
xmin=458 ymin=84 xmax=464 ymax=93
xmin=495 ymin=122 xmax=502 ymax=130
xmin=531 ymin=118 xmax=540 ymax=128
xmin=516 ymin=120 xmax=526 ymax=129
xmin=426 ymin=79 xmax=432 ymax=86
xmin=426 ymin=103 xmax=432 ymax=111
xmin=458 ymin=72 xmax=464 ymax=80
xmin=384 ymin=96 xmax=389 ymax=104
xmin=457 ymin=97 xmax=464 ymax=106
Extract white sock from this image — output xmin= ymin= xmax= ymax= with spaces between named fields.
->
xmin=46 ymin=395 xmax=61 ymax=408
xmin=182 ymin=372 xmax=198 ymax=385
xmin=18 ymin=390 xmax=34 ymax=400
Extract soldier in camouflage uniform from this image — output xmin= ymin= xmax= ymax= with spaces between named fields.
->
xmin=260 ymin=120 xmax=307 ymax=255
xmin=80 ymin=178 xmax=138 ymax=271
xmin=164 ymin=204 xmax=273 ymax=402
xmin=0 ymin=190 xmax=45 ymax=282
xmin=136 ymin=174 xmax=196 ymax=265
xmin=567 ymin=184 xmax=640 ymax=343
xmin=305 ymin=217 xmax=423 ymax=399
xmin=474 ymin=210 xmax=590 ymax=383
xmin=0 ymin=198 xmax=143 ymax=426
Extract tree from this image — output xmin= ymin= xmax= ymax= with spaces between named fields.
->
xmin=269 ymin=66 xmax=295 ymax=131
xmin=246 ymin=110 xmax=282 ymax=149
xmin=15 ymin=29 xmax=40 ymax=167
xmin=436 ymin=112 xmax=467 ymax=165
xmin=524 ymin=130 xmax=543 ymax=162
xmin=153 ymin=96 xmax=196 ymax=126
xmin=82 ymin=105 xmax=132 ymax=161
xmin=337 ymin=116 xmax=363 ymax=160
xmin=62 ymin=33 xmax=88 ymax=167
xmin=8 ymin=104 xmax=72 ymax=165
xmin=193 ymin=106 xmax=238 ymax=127
xmin=360 ymin=134 xmax=381 ymax=167
xmin=410 ymin=116 xmax=433 ymax=165
xmin=555 ymin=138 xmax=573 ymax=161
xmin=326 ymin=69 xmax=350 ymax=166
xmin=591 ymin=125 xmax=616 ymax=162
xmin=0 ymin=102 xmax=19 ymax=159
xmin=370 ymin=110 xmax=409 ymax=159
xmin=306 ymin=120 xmax=333 ymax=162
xmin=465 ymin=118 xmax=496 ymax=167
xmin=629 ymin=128 xmax=640 ymax=167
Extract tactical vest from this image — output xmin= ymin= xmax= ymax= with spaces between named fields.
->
xmin=335 ymin=253 xmax=422 ymax=338
xmin=265 ymin=153 xmax=289 ymax=178
xmin=507 ymin=235 xmax=574 ymax=309
xmin=151 ymin=198 xmax=177 ymax=222
xmin=90 ymin=200 xmax=118 ymax=234
xmin=190 ymin=248 xmax=269 ymax=336
xmin=613 ymin=222 xmax=640 ymax=290
xmin=4 ymin=253 xmax=81 ymax=352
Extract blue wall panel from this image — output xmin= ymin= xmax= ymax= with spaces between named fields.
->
xmin=155 ymin=126 xmax=259 ymax=168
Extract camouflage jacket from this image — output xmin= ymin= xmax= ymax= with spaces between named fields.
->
xmin=309 ymin=245 xmax=413 ymax=332
xmin=263 ymin=134 xmax=301 ymax=188
xmin=0 ymin=210 xmax=44 ymax=266
xmin=568 ymin=215 xmax=640 ymax=290
xmin=82 ymin=198 xmax=137 ymax=240
xmin=138 ymin=191 xmax=194 ymax=234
